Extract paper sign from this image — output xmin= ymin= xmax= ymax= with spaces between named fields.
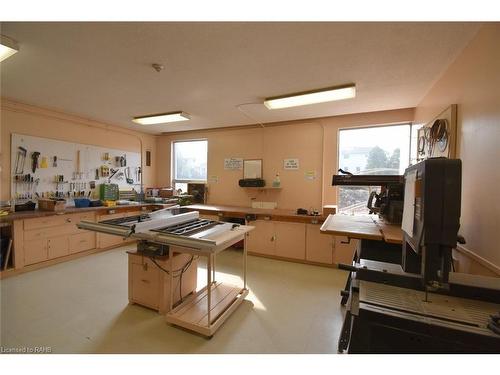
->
xmin=304 ymin=170 xmax=316 ymax=180
xmin=402 ymin=170 xmax=416 ymax=236
xmin=209 ymin=175 xmax=219 ymax=183
xmin=284 ymin=158 xmax=299 ymax=170
xmin=224 ymin=158 xmax=243 ymax=170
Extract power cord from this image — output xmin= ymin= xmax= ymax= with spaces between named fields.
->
xmin=148 ymin=255 xmax=199 ymax=303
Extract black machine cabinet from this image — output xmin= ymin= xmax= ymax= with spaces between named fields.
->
xmin=335 ymin=158 xmax=500 ymax=354
xmin=402 ymin=158 xmax=462 ymax=289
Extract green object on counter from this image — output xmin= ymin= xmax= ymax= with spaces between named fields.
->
xmin=99 ymin=183 xmax=119 ymax=201
xmin=178 ymin=196 xmax=192 ymax=206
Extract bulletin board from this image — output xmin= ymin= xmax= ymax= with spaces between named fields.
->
xmin=416 ymin=104 xmax=457 ymax=162
xmin=10 ymin=133 xmax=141 ymax=201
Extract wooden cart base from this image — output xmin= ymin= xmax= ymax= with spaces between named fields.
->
xmin=166 ymin=282 xmax=249 ymax=337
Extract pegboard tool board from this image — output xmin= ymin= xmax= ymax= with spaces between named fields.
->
xmin=416 ymin=104 xmax=457 ymax=162
xmin=11 ymin=133 xmax=141 ymax=201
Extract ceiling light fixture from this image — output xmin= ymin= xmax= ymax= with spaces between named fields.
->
xmin=264 ymin=84 xmax=356 ymax=110
xmin=132 ymin=111 xmax=190 ymax=125
xmin=0 ymin=35 xmax=19 ymax=62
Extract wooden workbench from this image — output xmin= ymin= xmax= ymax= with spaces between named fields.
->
xmin=320 ymin=214 xmax=403 ymax=244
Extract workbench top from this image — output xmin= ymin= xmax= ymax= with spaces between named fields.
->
xmin=320 ymin=213 xmax=403 ymax=244
xmin=0 ymin=203 xmax=172 ymax=223
xmin=184 ymin=204 xmax=328 ymax=223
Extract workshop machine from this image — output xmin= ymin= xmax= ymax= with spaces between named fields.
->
xmin=77 ymin=206 xmax=253 ymax=337
xmin=77 ymin=206 xmax=249 ymax=253
xmin=336 ymin=158 xmax=500 ymax=353
xmin=332 ymin=171 xmax=404 ymax=223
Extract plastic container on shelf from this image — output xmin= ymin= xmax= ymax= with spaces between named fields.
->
xmin=272 ymin=173 xmax=281 ymax=188
xmin=74 ymin=198 xmax=91 ymax=208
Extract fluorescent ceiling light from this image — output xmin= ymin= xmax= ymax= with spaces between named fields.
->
xmin=264 ymin=84 xmax=356 ymax=110
xmin=133 ymin=111 xmax=190 ymax=125
xmin=0 ymin=35 xmax=19 ymax=62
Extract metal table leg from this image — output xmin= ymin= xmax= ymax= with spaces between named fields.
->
xmin=207 ymin=253 xmax=212 ymax=327
xmin=338 ymin=311 xmax=353 ymax=353
xmin=340 ymin=251 xmax=358 ymax=305
xmin=243 ymin=233 xmax=247 ymax=290
xmin=169 ymin=247 xmax=174 ymax=311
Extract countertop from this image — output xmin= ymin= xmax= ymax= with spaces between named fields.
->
xmin=0 ymin=203 xmax=172 ymax=223
xmin=184 ymin=204 xmax=329 ymax=223
xmin=320 ymin=214 xmax=403 ymax=244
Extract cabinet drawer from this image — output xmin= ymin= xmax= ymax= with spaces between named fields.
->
xmin=97 ymin=232 xmax=126 ymax=249
xmin=24 ymin=238 xmax=48 ymax=265
xmin=72 ymin=212 xmax=96 ymax=223
xmin=69 ymin=232 xmax=96 ymax=254
xmin=48 ymin=236 xmax=70 ymax=259
xmin=24 ymin=215 xmax=67 ymax=230
xmin=131 ymin=262 xmax=161 ymax=309
xmin=24 ymin=223 xmax=79 ymax=241
xmin=97 ymin=212 xmax=125 ymax=221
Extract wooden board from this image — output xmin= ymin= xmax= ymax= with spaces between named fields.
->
xmin=320 ymin=214 xmax=383 ymax=241
xmin=373 ymin=218 xmax=403 ymax=244
xmin=166 ymin=282 xmax=248 ymax=336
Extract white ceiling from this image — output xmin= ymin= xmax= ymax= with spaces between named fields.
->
xmin=0 ymin=22 xmax=480 ymax=134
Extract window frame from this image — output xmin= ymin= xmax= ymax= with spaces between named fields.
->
xmin=171 ymin=138 xmax=208 ymax=188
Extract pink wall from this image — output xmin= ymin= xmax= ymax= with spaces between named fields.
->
xmin=156 ymin=108 xmax=414 ymax=210
xmin=414 ymin=24 xmax=500 ymax=273
xmin=0 ymin=99 xmax=158 ymax=201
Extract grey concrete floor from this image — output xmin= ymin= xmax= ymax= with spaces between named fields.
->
xmin=0 ymin=245 xmax=348 ymax=353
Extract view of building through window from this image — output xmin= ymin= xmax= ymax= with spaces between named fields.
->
xmin=337 ymin=124 xmax=412 ymax=214
xmin=172 ymin=140 xmax=208 ymax=192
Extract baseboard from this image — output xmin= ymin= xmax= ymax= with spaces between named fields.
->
xmin=454 ymin=244 xmax=500 ymax=276
xmin=247 ymin=251 xmax=337 ymax=269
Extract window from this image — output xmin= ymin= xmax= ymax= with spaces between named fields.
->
xmin=337 ymin=124 xmax=414 ymax=214
xmin=172 ymin=140 xmax=207 ymax=193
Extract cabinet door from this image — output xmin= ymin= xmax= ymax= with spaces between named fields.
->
xmin=334 ymin=237 xmax=358 ymax=265
xmin=130 ymin=262 xmax=161 ymax=309
xmin=69 ymin=232 xmax=96 ymax=254
xmin=275 ymin=222 xmax=306 ymax=260
xmin=246 ymin=220 xmax=275 ymax=255
xmin=48 ymin=236 xmax=70 ymax=259
xmin=306 ymin=224 xmax=334 ymax=264
xmin=24 ymin=239 xmax=48 ymax=265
